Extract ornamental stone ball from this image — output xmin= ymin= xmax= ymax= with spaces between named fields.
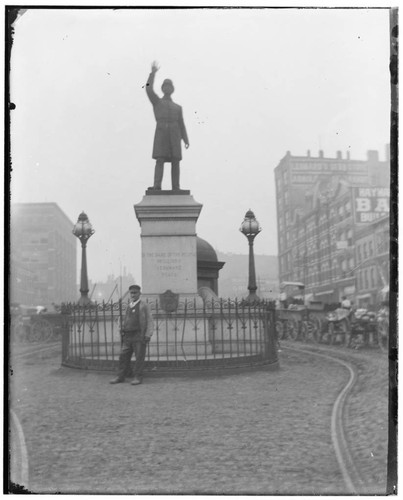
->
xmin=145 ymin=61 xmax=189 ymax=191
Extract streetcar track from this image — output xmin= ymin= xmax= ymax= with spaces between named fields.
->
xmin=282 ymin=342 xmax=365 ymax=494
xmin=9 ymin=342 xmax=61 ymax=491
xmin=10 ymin=409 xmax=29 ymax=489
xmin=12 ymin=342 xmax=60 ymax=359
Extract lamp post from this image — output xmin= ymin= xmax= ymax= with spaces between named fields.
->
xmin=240 ymin=209 xmax=262 ymax=304
xmin=73 ymin=211 xmax=95 ymax=306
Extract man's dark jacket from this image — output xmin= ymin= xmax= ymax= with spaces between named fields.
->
xmin=122 ymin=300 xmax=154 ymax=338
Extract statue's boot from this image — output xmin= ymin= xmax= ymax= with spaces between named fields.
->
xmin=171 ymin=160 xmax=180 ymax=190
xmin=153 ymin=160 xmax=164 ymax=189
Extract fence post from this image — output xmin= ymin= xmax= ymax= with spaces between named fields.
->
xmin=60 ymin=305 xmax=70 ymax=365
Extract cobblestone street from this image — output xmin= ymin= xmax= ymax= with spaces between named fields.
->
xmin=9 ymin=344 xmax=389 ymax=495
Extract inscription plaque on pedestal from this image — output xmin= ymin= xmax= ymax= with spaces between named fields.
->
xmin=134 ymin=192 xmax=202 ymax=295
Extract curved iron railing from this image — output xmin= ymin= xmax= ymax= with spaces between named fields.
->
xmin=60 ymin=298 xmax=278 ymax=372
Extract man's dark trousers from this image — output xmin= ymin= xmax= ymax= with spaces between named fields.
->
xmin=117 ymin=331 xmax=147 ymax=379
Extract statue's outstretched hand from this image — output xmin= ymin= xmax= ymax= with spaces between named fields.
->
xmin=185 ymin=143 xmax=190 ymax=149
xmin=151 ymin=61 xmax=160 ymax=73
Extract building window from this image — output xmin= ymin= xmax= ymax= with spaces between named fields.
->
xmin=368 ymin=240 xmax=374 ymax=256
xmin=363 ymin=243 xmax=368 ymax=259
xmin=280 ymin=256 xmax=285 ymax=271
xmin=377 ymin=232 xmax=389 ymax=254
xmin=347 ymin=229 xmax=353 ymax=247
xmin=370 ymin=267 xmax=375 ymax=288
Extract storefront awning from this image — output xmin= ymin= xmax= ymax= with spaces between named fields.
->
xmin=280 ymin=281 xmax=305 ymax=289
xmin=315 ymin=290 xmax=334 ymax=297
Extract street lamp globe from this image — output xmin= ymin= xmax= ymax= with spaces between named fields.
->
xmin=240 ymin=209 xmax=262 ymax=304
xmin=73 ymin=212 xmax=95 ymax=306
xmin=72 ymin=211 xmax=95 ymax=242
xmin=240 ymin=209 xmax=262 ymax=238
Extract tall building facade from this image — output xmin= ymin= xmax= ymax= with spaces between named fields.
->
xmin=275 ymin=149 xmax=390 ymax=304
xmin=354 ymin=215 xmax=389 ymax=307
xmin=10 ymin=203 xmax=77 ymax=306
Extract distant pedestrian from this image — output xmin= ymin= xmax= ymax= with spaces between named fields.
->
xmin=341 ymin=296 xmax=351 ymax=309
xmin=110 ymin=285 xmax=154 ymax=386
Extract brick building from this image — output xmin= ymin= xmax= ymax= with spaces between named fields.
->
xmin=10 ymin=203 xmax=77 ymax=306
xmin=275 ymin=149 xmax=389 ymax=303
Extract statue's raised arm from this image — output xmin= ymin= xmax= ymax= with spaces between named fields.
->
xmin=146 ymin=61 xmax=160 ymax=106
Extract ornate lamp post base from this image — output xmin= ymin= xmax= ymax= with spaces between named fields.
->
xmin=243 ymin=292 xmax=261 ymax=305
xmin=78 ymin=294 xmax=92 ymax=306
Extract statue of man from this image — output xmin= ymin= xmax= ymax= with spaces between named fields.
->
xmin=146 ymin=61 xmax=189 ymax=191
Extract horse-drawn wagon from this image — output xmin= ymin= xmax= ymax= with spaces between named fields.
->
xmin=10 ymin=304 xmax=65 ymax=343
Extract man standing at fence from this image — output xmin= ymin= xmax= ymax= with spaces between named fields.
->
xmin=110 ymin=285 xmax=154 ymax=386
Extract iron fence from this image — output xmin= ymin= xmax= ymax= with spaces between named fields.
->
xmin=60 ymin=298 xmax=278 ymax=372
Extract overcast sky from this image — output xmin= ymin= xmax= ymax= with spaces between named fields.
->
xmin=9 ymin=6 xmax=391 ymax=284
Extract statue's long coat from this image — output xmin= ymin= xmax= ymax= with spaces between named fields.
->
xmin=146 ymin=72 xmax=189 ymax=161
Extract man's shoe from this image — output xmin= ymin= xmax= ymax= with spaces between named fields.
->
xmin=131 ymin=376 xmax=143 ymax=386
xmin=109 ymin=377 xmax=124 ymax=384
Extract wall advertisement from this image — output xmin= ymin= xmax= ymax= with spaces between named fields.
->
xmin=353 ymin=187 xmax=390 ymax=223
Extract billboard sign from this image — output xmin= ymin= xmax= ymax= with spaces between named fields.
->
xmin=353 ymin=187 xmax=389 ymax=223
xmin=290 ymin=161 xmax=369 ymax=185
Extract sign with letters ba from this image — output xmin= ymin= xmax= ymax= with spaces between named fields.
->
xmin=353 ymin=187 xmax=389 ymax=223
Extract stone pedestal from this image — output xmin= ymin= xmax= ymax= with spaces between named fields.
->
xmin=134 ymin=190 xmax=208 ymax=356
xmin=134 ymin=190 xmax=203 ymax=296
